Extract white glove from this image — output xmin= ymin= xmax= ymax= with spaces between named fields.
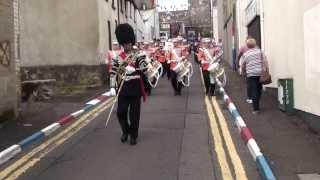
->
xmin=125 ymin=66 xmax=136 ymax=74
xmin=208 ymin=62 xmax=219 ymax=71
xmin=106 ymin=88 xmax=116 ymax=96
xmin=110 ymin=88 xmax=116 ymax=96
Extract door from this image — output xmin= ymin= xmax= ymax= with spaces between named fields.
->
xmin=247 ymin=16 xmax=261 ymax=48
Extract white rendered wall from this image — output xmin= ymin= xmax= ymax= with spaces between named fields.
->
xmin=236 ymin=0 xmax=320 ymax=116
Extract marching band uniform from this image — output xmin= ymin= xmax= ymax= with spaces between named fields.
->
xmin=154 ymin=45 xmax=168 ymax=78
xmin=197 ymin=42 xmax=216 ymax=96
xmin=165 ymin=49 xmax=172 ymax=79
xmin=141 ymin=43 xmax=155 ymax=96
xmin=169 ymin=41 xmax=184 ymax=96
xmin=110 ymin=23 xmax=148 ymax=145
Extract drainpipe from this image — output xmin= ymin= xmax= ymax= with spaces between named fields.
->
xmin=259 ymin=0 xmax=265 ymax=51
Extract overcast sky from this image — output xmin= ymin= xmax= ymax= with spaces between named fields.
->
xmin=157 ymin=0 xmax=189 ymax=12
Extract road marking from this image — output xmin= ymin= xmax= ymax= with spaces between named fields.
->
xmin=200 ymin=66 xmax=232 ymax=178
xmin=199 ymin=65 xmax=248 ymax=179
xmin=211 ymin=97 xmax=248 ymax=180
xmin=205 ymin=97 xmax=233 ymax=179
xmin=0 ymin=98 xmax=114 ymax=180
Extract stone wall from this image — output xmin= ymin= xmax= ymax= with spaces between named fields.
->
xmin=0 ymin=0 xmax=18 ymax=122
xmin=20 ymin=65 xmax=108 ymax=98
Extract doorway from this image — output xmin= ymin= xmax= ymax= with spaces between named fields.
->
xmin=247 ymin=16 xmax=261 ymax=48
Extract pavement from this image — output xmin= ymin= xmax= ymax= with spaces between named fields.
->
xmin=0 ymin=60 xmax=262 ymax=180
xmin=0 ymin=87 xmax=107 ymax=152
xmin=222 ymin=66 xmax=320 ymax=180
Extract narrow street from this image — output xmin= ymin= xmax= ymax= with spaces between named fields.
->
xmin=0 ymin=61 xmax=259 ymax=180
xmin=1 ymin=0 xmax=320 ymax=180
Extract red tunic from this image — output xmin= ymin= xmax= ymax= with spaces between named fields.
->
xmin=197 ymin=49 xmax=209 ymax=71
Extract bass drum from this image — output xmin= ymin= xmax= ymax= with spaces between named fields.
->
xmin=145 ymin=60 xmax=163 ymax=88
xmin=208 ymin=63 xmax=226 ymax=87
xmin=177 ymin=60 xmax=193 ymax=87
xmin=172 ymin=61 xmax=184 ymax=73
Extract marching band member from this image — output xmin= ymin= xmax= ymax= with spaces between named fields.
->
xmin=110 ymin=23 xmax=148 ymax=145
xmin=154 ymin=43 xmax=168 ymax=78
xmin=180 ymin=38 xmax=190 ymax=59
xmin=168 ymin=38 xmax=185 ymax=96
xmin=197 ymin=38 xmax=216 ymax=96
xmin=164 ymin=40 xmax=173 ymax=80
xmin=141 ymin=42 xmax=155 ymax=96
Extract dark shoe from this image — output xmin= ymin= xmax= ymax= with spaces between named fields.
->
xmin=121 ymin=134 xmax=128 ymax=143
xmin=130 ymin=137 xmax=137 ymax=146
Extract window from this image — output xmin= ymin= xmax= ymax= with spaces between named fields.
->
xmin=108 ymin=21 xmax=112 ymax=50
xmin=120 ymin=0 xmax=123 ymax=13
xmin=112 ymin=0 xmax=116 ymax=9
xmin=134 ymin=8 xmax=136 ymax=23
xmin=125 ymin=0 xmax=127 ymax=18
xmin=130 ymin=3 xmax=132 ymax=18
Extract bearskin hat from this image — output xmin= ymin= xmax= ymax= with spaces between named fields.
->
xmin=115 ymin=23 xmax=136 ymax=45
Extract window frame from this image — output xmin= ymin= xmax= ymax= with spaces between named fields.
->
xmin=120 ymin=0 xmax=123 ymax=13
xmin=112 ymin=0 xmax=116 ymax=10
xmin=134 ymin=8 xmax=136 ymax=23
xmin=125 ymin=0 xmax=128 ymax=18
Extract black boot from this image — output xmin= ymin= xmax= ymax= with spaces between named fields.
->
xmin=121 ymin=134 xmax=128 ymax=143
xmin=174 ymin=91 xmax=179 ymax=96
xmin=130 ymin=136 xmax=137 ymax=145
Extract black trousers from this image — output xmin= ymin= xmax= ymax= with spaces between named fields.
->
xmin=203 ymin=70 xmax=216 ymax=96
xmin=166 ymin=63 xmax=171 ymax=80
xmin=117 ymin=95 xmax=141 ymax=139
xmin=161 ymin=62 xmax=169 ymax=78
xmin=170 ymin=70 xmax=182 ymax=93
xmin=247 ymin=81 xmax=252 ymax=100
xmin=247 ymin=76 xmax=262 ymax=111
xmin=142 ymin=76 xmax=152 ymax=96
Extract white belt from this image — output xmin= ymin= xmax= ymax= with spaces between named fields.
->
xmin=124 ymin=75 xmax=140 ymax=81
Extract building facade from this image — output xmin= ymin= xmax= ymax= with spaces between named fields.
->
xmin=217 ymin=0 xmax=320 ymax=130
xmin=157 ymin=0 xmax=214 ymax=40
xmin=159 ymin=10 xmax=191 ymax=38
xmin=140 ymin=9 xmax=160 ymax=41
xmin=189 ymin=0 xmax=213 ymax=37
xmin=19 ymin=0 xmax=146 ymax=93
xmin=0 ymin=0 xmax=20 ymax=121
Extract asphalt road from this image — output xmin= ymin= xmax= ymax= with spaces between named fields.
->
xmin=14 ymin=63 xmax=216 ymax=180
xmin=3 ymin=59 xmax=260 ymax=180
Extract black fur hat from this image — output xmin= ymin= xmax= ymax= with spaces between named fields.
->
xmin=115 ymin=23 xmax=136 ymax=45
